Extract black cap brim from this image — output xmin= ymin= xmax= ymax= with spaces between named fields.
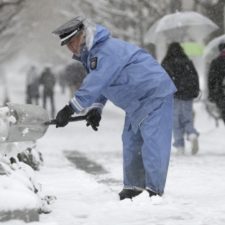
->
xmin=52 ymin=16 xmax=85 ymax=46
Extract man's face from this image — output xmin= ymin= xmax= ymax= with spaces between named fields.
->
xmin=66 ymin=31 xmax=85 ymax=56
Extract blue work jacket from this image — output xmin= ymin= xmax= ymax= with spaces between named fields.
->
xmin=70 ymin=25 xmax=176 ymax=133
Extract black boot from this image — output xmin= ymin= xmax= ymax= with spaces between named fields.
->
xmin=119 ymin=189 xmax=143 ymax=200
xmin=147 ymin=189 xmax=157 ymax=197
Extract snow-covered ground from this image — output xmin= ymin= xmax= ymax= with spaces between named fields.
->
xmin=1 ymin=66 xmax=225 ymax=225
xmin=37 ymin=101 xmax=225 ymax=225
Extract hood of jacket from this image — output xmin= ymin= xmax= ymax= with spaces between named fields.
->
xmin=90 ymin=24 xmax=111 ymax=49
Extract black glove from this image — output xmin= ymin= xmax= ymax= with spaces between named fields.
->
xmin=86 ymin=108 xmax=101 ymax=131
xmin=55 ymin=104 xmax=74 ymax=128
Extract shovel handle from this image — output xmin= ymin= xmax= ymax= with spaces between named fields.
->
xmin=45 ymin=115 xmax=87 ymax=125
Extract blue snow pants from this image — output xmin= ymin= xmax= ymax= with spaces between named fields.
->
xmin=173 ymin=98 xmax=199 ymax=148
xmin=122 ymin=95 xmax=173 ymax=195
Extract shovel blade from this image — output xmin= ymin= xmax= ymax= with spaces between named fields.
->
xmin=4 ymin=103 xmax=50 ymax=142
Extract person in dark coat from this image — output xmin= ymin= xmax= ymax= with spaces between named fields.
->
xmin=162 ymin=42 xmax=200 ymax=155
xmin=40 ymin=66 xmax=56 ymax=118
xmin=26 ymin=66 xmax=40 ymax=105
xmin=64 ymin=62 xmax=86 ymax=97
xmin=207 ymin=43 xmax=225 ymax=124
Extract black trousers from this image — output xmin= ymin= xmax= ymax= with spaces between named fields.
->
xmin=43 ymin=90 xmax=55 ymax=118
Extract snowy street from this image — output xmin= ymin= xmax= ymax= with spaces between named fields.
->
xmin=0 ymin=60 xmax=223 ymax=225
xmin=12 ymin=87 xmax=225 ymax=225
xmin=1 ymin=1 xmax=225 ymax=223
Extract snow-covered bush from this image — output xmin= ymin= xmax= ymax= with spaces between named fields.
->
xmin=0 ymin=130 xmax=53 ymax=222
xmin=0 ymin=159 xmax=40 ymax=222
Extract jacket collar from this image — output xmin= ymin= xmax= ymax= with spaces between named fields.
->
xmin=72 ymin=24 xmax=110 ymax=66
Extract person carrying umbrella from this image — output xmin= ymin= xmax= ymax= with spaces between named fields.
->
xmin=207 ymin=43 xmax=225 ymax=124
xmin=52 ymin=16 xmax=176 ymax=200
xmin=162 ymin=42 xmax=200 ymax=155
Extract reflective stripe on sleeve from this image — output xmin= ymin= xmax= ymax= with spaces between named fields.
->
xmin=70 ymin=97 xmax=84 ymax=112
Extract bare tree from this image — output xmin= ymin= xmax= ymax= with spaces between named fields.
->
xmin=0 ymin=0 xmax=25 ymax=103
xmin=195 ymin=0 xmax=225 ymax=37
xmin=0 ymin=0 xmax=26 ymax=63
xmin=0 ymin=0 xmax=25 ymax=34
xmin=66 ymin=0 xmax=172 ymax=47
xmin=170 ymin=0 xmax=182 ymax=12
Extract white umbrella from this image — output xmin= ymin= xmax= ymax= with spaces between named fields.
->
xmin=203 ymin=34 xmax=225 ymax=83
xmin=144 ymin=11 xmax=219 ymax=44
xmin=204 ymin=34 xmax=225 ymax=60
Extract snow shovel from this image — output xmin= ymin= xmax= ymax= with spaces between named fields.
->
xmin=0 ymin=103 xmax=86 ymax=143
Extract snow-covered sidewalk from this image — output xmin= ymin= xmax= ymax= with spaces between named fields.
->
xmin=28 ymin=102 xmax=225 ymax=225
xmin=2 ymin=76 xmax=225 ymax=225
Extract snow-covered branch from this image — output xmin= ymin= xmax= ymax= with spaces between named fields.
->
xmin=0 ymin=0 xmax=25 ymax=33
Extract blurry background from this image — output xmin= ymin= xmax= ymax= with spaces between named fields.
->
xmin=0 ymin=1 xmax=225 ymax=224
xmin=0 ymin=0 xmax=224 ymax=76
xmin=0 ymin=0 xmax=225 ymax=107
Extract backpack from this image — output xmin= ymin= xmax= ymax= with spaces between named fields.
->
xmin=178 ymin=59 xmax=200 ymax=99
xmin=163 ymin=58 xmax=200 ymax=100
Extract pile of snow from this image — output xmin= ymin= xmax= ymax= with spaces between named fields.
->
xmin=0 ymin=157 xmax=40 ymax=214
xmin=0 ymin=175 xmax=39 ymax=211
xmin=0 ymin=140 xmax=54 ymax=223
